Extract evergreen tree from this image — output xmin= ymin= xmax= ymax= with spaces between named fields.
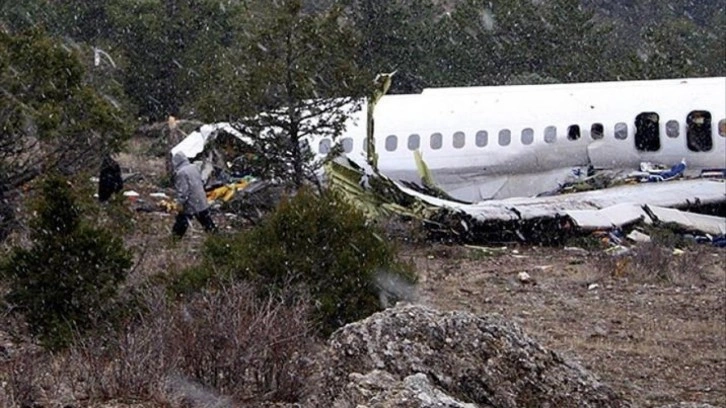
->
xmin=343 ymin=0 xmax=445 ymax=92
xmin=230 ymin=0 xmax=370 ymax=188
xmin=108 ymin=0 xmax=248 ymax=120
xmin=636 ymin=17 xmax=723 ymax=79
xmin=0 ymin=29 xmax=129 ymax=192
xmin=0 ymin=176 xmax=132 ymax=350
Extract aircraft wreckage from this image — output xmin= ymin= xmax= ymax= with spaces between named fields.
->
xmin=170 ymin=76 xmax=726 ymax=244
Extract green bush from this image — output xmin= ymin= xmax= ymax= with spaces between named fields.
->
xmin=177 ymin=188 xmax=416 ymax=335
xmin=0 ymin=176 xmax=132 ymax=350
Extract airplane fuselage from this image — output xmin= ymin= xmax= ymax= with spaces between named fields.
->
xmin=310 ymin=77 xmax=726 ymax=202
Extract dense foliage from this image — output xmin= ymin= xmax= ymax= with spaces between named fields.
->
xmin=176 ymin=188 xmax=416 ymax=335
xmin=0 ymin=176 xmax=132 ymax=349
xmin=0 ymin=29 xmax=130 ymax=192
xmin=231 ymin=0 xmax=371 ymax=188
xmin=2 ymin=0 xmax=722 ymax=121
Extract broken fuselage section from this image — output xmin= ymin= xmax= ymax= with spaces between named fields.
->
xmin=173 ymin=77 xmax=726 ymax=243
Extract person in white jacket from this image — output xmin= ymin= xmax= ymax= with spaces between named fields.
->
xmin=171 ymin=152 xmax=217 ymax=237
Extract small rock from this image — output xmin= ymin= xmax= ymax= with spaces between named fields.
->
xmin=517 ymin=271 xmax=533 ymax=284
xmin=592 ymin=325 xmax=609 ymax=337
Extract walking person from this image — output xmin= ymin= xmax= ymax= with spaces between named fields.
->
xmin=171 ymin=152 xmax=217 ymax=237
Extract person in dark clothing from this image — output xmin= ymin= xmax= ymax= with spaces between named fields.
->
xmin=98 ymin=154 xmax=124 ymax=202
xmin=171 ymin=152 xmax=217 ymax=237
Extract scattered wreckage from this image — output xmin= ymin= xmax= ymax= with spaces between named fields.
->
xmin=159 ymin=121 xmax=725 ymax=248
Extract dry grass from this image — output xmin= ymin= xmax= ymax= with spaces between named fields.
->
xmin=0 ymin=136 xmax=316 ymax=407
xmin=594 ymin=242 xmax=724 ymax=285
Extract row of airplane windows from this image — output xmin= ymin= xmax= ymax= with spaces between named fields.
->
xmin=317 ymin=112 xmax=726 ymax=154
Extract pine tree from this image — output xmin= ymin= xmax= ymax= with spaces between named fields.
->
xmin=1 ymin=176 xmax=132 ymax=350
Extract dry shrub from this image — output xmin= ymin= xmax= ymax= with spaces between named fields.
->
xmin=0 ymin=352 xmax=44 ymax=407
xmin=2 ymin=281 xmax=317 ymax=407
xmin=0 ymin=351 xmax=78 ymax=408
xmin=595 ymin=242 xmax=720 ymax=285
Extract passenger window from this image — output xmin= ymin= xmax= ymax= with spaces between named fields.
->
xmin=430 ymin=132 xmax=442 ymax=150
xmin=498 ymin=129 xmax=511 ymax=146
xmin=665 ymin=120 xmax=679 ymax=138
xmin=614 ymin=122 xmax=628 ymax=140
xmin=567 ymin=125 xmax=581 ymax=141
xmin=544 ymin=126 xmax=557 ymax=143
xmin=319 ymin=139 xmax=331 ymax=154
xmin=635 ymin=112 xmax=660 ymax=151
xmin=591 ymin=123 xmax=604 ymax=140
xmin=453 ymin=131 xmax=466 ymax=148
xmin=408 ymin=134 xmax=420 ymax=150
xmin=719 ymin=119 xmax=726 ymax=137
xmin=362 ymin=139 xmax=367 ymax=152
xmin=521 ymin=128 xmax=534 ymax=145
xmin=687 ymin=110 xmax=712 ymax=152
xmin=341 ymin=137 xmax=353 ymax=153
xmin=475 ymin=130 xmax=488 ymax=147
xmin=385 ymin=135 xmax=398 ymax=152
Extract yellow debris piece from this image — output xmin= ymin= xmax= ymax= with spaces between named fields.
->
xmin=159 ymin=199 xmax=180 ymax=213
xmin=206 ymin=179 xmax=252 ymax=203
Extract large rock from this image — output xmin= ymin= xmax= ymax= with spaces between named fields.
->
xmin=305 ymin=304 xmax=630 ymax=408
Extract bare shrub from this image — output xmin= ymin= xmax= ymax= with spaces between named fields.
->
xmin=0 ymin=352 xmax=43 ymax=407
xmin=46 ymin=281 xmax=317 ymax=406
xmin=0 ymin=350 xmax=78 ymax=408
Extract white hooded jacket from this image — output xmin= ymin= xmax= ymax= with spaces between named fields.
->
xmin=172 ymin=152 xmax=209 ymax=214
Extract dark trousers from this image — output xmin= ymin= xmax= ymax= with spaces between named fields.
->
xmin=173 ymin=209 xmax=217 ymax=237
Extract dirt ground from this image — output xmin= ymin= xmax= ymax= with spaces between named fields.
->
xmin=409 ymin=243 xmax=726 ymax=408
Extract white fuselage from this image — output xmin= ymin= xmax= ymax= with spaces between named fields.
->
xmin=309 ymin=77 xmax=726 ymax=202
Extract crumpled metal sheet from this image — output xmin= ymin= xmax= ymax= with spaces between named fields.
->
xmin=171 ymin=123 xmax=250 ymax=158
xmin=326 ymin=155 xmax=726 ymax=238
xmin=645 ymin=205 xmax=726 ymax=235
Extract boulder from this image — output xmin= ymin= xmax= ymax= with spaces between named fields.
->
xmin=305 ymin=304 xmax=630 ymax=408
xmin=338 ymin=370 xmax=478 ymax=407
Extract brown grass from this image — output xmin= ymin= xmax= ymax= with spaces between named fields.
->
xmin=594 ymin=242 xmax=723 ymax=285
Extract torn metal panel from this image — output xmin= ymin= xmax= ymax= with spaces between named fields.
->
xmin=171 ymin=122 xmax=250 ymax=158
xmin=325 ymin=157 xmax=440 ymax=221
xmin=645 ymin=205 xmax=726 ymax=235
xmin=564 ymin=204 xmax=648 ymax=230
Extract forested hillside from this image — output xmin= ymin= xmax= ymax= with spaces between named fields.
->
xmin=1 ymin=0 xmax=724 ymax=191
